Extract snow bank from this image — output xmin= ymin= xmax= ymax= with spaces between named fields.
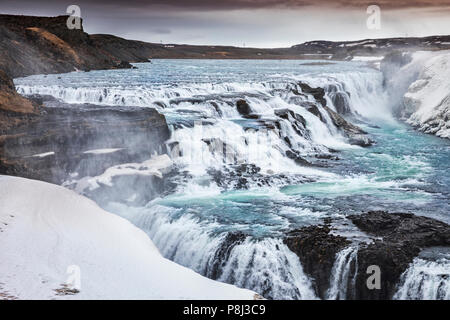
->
xmin=69 ymin=154 xmax=173 ymax=193
xmin=83 ymin=148 xmax=123 ymax=155
xmin=0 ymin=176 xmax=257 ymax=300
xmin=401 ymin=51 xmax=450 ymax=139
xmin=351 ymin=56 xmax=383 ymax=62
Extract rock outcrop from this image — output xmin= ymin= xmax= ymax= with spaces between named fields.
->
xmin=298 ymin=81 xmax=374 ymax=147
xmin=0 ymin=95 xmax=171 ymax=185
xmin=284 ymin=226 xmax=351 ymax=298
xmin=298 ymin=82 xmax=327 ymax=107
xmin=284 ymin=211 xmax=450 ymax=300
xmin=0 ymin=70 xmax=38 ymax=132
xmin=0 ymin=15 xmax=135 ymax=78
xmin=324 ymin=106 xmax=374 ymax=147
xmin=349 ymin=211 xmax=450 ymax=300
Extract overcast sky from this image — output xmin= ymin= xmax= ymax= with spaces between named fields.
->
xmin=1 ymin=0 xmax=450 ymax=47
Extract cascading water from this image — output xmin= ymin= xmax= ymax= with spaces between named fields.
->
xmin=326 ymin=246 xmax=359 ymax=300
xmin=105 ymin=202 xmax=318 ymax=300
xmin=16 ymin=62 xmax=386 ymax=184
xmin=394 ymin=250 xmax=450 ymax=300
xmin=14 ymin=60 xmax=450 ymax=299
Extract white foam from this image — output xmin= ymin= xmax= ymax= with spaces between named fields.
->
xmin=68 ymin=154 xmax=173 ymax=193
xmin=31 ymin=152 xmax=55 ymax=158
xmin=394 ymin=256 xmax=450 ymax=300
xmin=83 ymin=148 xmax=123 ymax=155
xmin=108 ymin=202 xmax=318 ymax=300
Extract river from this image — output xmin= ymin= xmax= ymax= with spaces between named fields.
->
xmin=15 ymin=59 xmax=450 ymax=299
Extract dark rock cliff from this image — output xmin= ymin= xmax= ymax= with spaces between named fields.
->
xmin=0 ymin=95 xmax=170 ymax=185
xmin=0 ymin=70 xmax=38 ymax=133
xmin=0 ymin=15 xmax=134 ymax=78
xmin=0 ymin=15 xmax=172 ymax=188
xmin=350 ymin=212 xmax=450 ymax=300
xmin=284 ymin=211 xmax=450 ymax=300
xmin=284 ymin=226 xmax=351 ymax=298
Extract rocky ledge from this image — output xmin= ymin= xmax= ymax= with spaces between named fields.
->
xmin=1 ymin=65 xmax=174 ymax=206
xmin=284 ymin=211 xmax=450 ymax=300
xmin=0 ymin=15 xmax=139 ymax=78
xmin=284 ymin=226 xmax=351 ymax=298
xmin=298 ymin=81 xmax=374 ymax=147
xmin=0 ymin=94 xmax=171 ymax=187
xmin=0 ymin=70 xmax=39 ymax=132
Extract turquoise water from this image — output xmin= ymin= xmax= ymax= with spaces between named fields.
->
xmin=16 ymin=59 xmax=450 ymax=235
xmin=283 ymin=120 xmax=450 ymax=219
xmin=15 ymin=59 xmax=450 ymax=299
xmin=154 ymin=120 xmax=450 ymax=239
xmin=15 ymin=59 xmax=376 ymax=87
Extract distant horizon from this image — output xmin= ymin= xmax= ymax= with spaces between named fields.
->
xmin=3 ymin=12 xmax=450 ymax=50
xmin=1 ymin=1 xmax=450 ymax=48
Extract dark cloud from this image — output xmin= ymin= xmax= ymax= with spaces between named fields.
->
xmin=153 ymin=0 xmax=450 ymax=9
xmin=1 ymin=0 xmax=449 ymax=47
xmin=152 ymin=28 xmax=172 ymax=34
xmin=2 ymin=0 xmax=450 ymax=11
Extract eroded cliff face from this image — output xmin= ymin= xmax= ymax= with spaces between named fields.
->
xmin=284 ymin=211 xmax=450 ymax=300
xmin=381 ymin=51 xmax=450 ymax=139
xmin=402 ymin=53 xmax=450 ymax=139
xmin=0 ymin=15 xmax=172 ymax=187
xmin=0 ymin=68 xmax=172 ymax=192
xmin=0 ymin=94 xmax=171 ymax=185
xmin=0 ymin=15 xmax=133 ymax=78
xmin=0 ymin=70 xmax=38 ymax=133
xmin=0 ymin=70 xmax=35 ymax=113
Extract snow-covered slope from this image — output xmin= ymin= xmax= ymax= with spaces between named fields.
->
xmin=400 ymin=51 xmax=450 ymax=139
xmin=0 ymin=176 xmax=257 ymax=300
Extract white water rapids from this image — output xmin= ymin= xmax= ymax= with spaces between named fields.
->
xmin=14 ymin=60 xmax=450 ymax=300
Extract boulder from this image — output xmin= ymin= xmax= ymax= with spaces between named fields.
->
xmin=284 ymin=226 xmax=351 ymax=298
xmin=330 ymin=92 xmax=351 ymax=115
xmin=236 ymin=99 xmax=252 ymax=116
xmin=324 ymin=106 xmax=374 ymax=147
xmin=349 ymin=211 xmax=450 ymax=300
xmin=284 ymin=211 xmax=450 ymax=300
xmin=0 ymin=96 xmax=171 ymax=184
xmin=298 ymin=82 xmax=327 ymax=107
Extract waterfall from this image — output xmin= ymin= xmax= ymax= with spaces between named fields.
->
xmin=107 ymin=203 xmax=318 ymax=300
xmin=16 ymin=71 xmax=386 ymax=185
xmin=326 ymin=246 xmax=358 ymax=300
xmin=14 ymin=61 xmax=404 ymax=300
xmin=394 ymin=256 xmax=450 ymax=300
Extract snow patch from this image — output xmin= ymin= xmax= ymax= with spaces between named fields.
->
xmin=403 ymin=51 xmax=450 ymax=138
xmin=70 ymin=154 xmax=173 ymax=193
xmin=83 ymin=148 xmax=123 ymax=155
xmin=31 ymin=152 xmax=55 ymax=158
xmin=352 ymin=56 xmax=383 ymax=62
xmin=0 ymin=176 xmax=256 ymax=300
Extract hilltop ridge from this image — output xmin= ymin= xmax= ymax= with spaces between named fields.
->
xmin=2 ymin=14 xmax=450 ymax=79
